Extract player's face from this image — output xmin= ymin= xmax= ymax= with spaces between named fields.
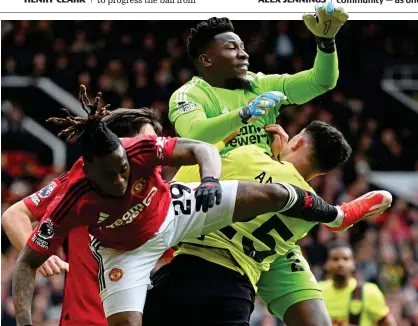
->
xmin=279 ymin=130 xmax=304 ymax=160
xmin=86 ymin=146 xmax=130 ymax=197
xmin=327 ymin=247 xmax=355 ymax=280
xmin=206 ymin=32 xmax=249 ymax=80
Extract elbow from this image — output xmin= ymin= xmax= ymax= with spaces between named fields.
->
xmin=2 ymin=206 xmax=14 ymax=230
xmin=325 ymin=72 xmax=339 ymax=90
xmin=202 ymin=142 xmax=219 ymax=155
xmin=193 ymin=142 xmax=217 ymax=155
xmin=317 ymin=69 xmax=339 ymax=91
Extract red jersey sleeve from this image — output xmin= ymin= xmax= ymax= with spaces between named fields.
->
xmin=123 ymin=135 xmax=178 ymax=167
xmin=23 ymin=173 xmax=68 ymax=221
xmin=27 ymin=173 xmax=92 ymax=256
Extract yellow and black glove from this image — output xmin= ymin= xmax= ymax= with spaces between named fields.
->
xmin=303 ymin=2 xmax=349 ymax=53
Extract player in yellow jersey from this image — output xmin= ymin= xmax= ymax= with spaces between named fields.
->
xmin=144 ymin=122 xmax=392 ymax=326
xmin=319 ymin=240 xmax=396 ymax=326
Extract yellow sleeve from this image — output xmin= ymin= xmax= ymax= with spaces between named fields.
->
xmin=365 ymin=283 xmax=390 ymax=322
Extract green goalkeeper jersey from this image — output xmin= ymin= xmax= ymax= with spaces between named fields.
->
xmin=169 ymin=48 xmax=339 ymax=156
xmin=173 ymin=145 xmax=318 ymax=289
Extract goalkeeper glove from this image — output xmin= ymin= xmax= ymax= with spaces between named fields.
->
xmin=239 ymin=91 xmax=287 ymax=124
xmin=303 ymin=3 xmax=349 ymax=53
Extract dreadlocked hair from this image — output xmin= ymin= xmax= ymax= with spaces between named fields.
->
xmin=47 ymin=85 xmax=121 ymax=162
xmin=187 ymin=17 xmax=234 ymax=61
xmin=103 ymin=107 xmax=163 ymax=137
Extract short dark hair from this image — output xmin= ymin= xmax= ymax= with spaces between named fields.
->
xmin=47 ymin=86 xmax=121 ymax=162
xmin=305 ymin=121 xmax=352 ymax=172
xmin=103 ymin=107 xmax=163 ymax=137
xmin=187 ymin=17 xmax=234 ymax=61
xmin=327 ymin=240 xmax=352 ymax=253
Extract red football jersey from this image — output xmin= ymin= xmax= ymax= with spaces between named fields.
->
xmin=27 ymin=135 xmax=178 ymax=255
xmin=24 ymin=174 xmax=107 ymax=326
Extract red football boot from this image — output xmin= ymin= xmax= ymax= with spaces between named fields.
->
xmin=326 ymin=191 xmax=392 ymax=232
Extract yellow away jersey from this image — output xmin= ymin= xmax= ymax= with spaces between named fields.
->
xmin=319 ymin=278 xmax=390 ymax=326
xmin=173 ymin=145 xmax=317 ymax=287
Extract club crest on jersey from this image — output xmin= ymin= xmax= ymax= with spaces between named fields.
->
xmin=38 ymin=182 xmax=57 ymax=198
xmin=109 ymin=268 xmax=123 ymax=282
xmin=177 ymin=101 xmax=197 ymax=114
xmin=131 ymin=178 xmax=147 ymax=195
xmin=38 ymin=219 xmax=54 ymax=239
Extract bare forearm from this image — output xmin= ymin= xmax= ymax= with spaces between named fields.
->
xmin=12 ymin=260 xmax=36 ymax=326
xmin=193 ymin=145 xmax=222 ymax=179
xmin=2 ymin=209 xmax=34 ymax=252
xmin=170 ymin=139 xmax=222 ymax=179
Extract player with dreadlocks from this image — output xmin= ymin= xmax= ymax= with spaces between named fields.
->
xmin=3 ymin=90 xmax=167 ymax=325
xmin=12 ymin=86 xmax=371 ymax=326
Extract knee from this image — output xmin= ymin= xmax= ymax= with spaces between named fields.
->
xmin=283 ymin=299 xmax=332 ymax=326
xmin=107 ymin=312 xmax=142 ymax=326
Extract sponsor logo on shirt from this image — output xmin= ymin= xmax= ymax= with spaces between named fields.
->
xmin=131 ymin=178 xmax=147 ymax=195
xmin=38 ymin=182 xmax=57 ymax=198
xmin=30 ymin=194 xmax=41 ymax=206
xmin=109 ymin=268 xmax=124 ymax=282
xmin=228 ymin=125 xmax=269 ymax=148
xmin=106 ymin=187 xmax=158 ymax=229
xmin=177 ymin=101 xmax=197 ymax=114
xmin=32 ymin=234 xmax=49 ymax=249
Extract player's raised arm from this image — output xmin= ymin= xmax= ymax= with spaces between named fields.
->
xmin=13 ymin=245 xmax=49 ymax=326
xmin=169 ymin=138 xmax=222 ymax=180
xmin=259 ymin=3 xmax=348 ymax=106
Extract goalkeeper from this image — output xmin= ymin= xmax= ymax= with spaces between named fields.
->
xmin=169 ymin=3 xmax=349 ymax=156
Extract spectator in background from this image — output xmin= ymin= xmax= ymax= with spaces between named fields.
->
xmin=319 ymin=240 xmax=397 ymax=326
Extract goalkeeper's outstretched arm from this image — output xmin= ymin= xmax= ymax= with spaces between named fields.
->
xmin=262 ymin=3 xmax=348 ymax=106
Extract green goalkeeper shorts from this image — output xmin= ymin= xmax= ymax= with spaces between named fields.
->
xmin=256 ymin=245 xmax=323 ymax=320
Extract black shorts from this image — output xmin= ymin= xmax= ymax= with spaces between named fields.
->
xmin=143 ymin=254 xmax=255 ymax=326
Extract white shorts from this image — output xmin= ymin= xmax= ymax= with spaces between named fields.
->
xmin=90 ymin=180 xmax=238 ymax=318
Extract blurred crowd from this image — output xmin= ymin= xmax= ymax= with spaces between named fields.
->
xmin=1 ymin=20 xmax=418 ymax=325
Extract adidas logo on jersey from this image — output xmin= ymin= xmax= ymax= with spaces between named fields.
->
xmin=98 ymin=212 xmax=109 ymax=224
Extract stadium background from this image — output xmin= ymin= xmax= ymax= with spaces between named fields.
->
xmin=1 ymin=20 xmax=418 ymax=325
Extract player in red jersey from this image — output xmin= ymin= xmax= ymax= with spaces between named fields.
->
xmin=3 ymin=107 xmax=164 ymax=326
xmin=12 ymin=87 xmax=370 ymax=326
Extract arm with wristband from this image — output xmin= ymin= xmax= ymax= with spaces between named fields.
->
xmin=259 ymin=3 xmax=348 ymax=106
